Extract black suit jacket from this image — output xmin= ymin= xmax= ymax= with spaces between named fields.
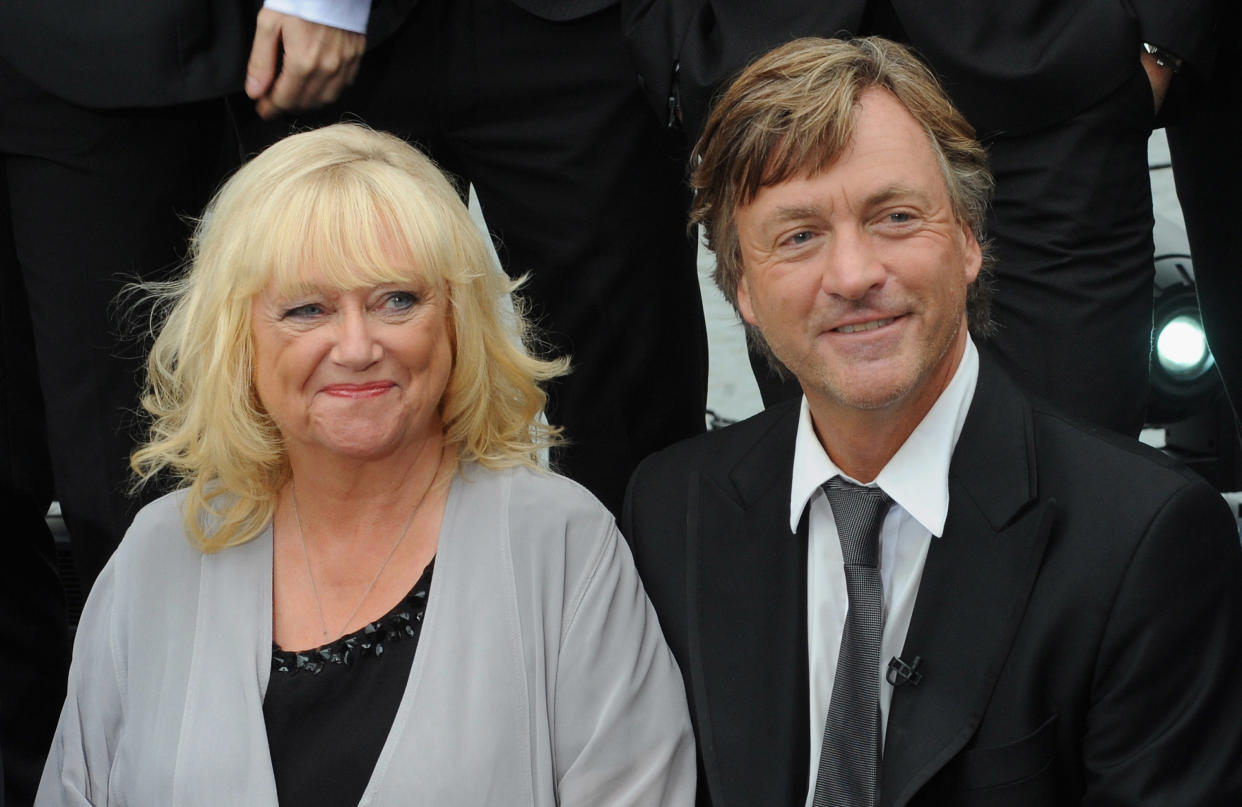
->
xmin=623 ymin=357 xmax=1242 ymax=805
xmin=0 ymin=0 xmax=430 ymax=108
xmin=623 ymin=0 xmax=1220 ymax=138
xmin=0 ymin=0 xmax=261 ymax=107
xmin=0 ymin=0 xmax=623 ymax=109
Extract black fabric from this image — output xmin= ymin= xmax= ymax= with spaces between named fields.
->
xmin=0 ymin=55 xmax=236 ymax=806
xmin=625 ymin=0 xmax=1211 ymax=142
xmin=977 ymin=62 xmax=1157 ymax=437
xmin=1169 ymin=24 xmax=1242 ymax=434
xmin=507 ymin=0 xmax=616 ymax=21
xmin=264 ymin=561 xmax=434 ymax=806
xmin=0 ymin=55 xmax=235 ymax=591
xmin=0 ymin=0 xmax=259 ymax=108
xmin=240 ymin=0 xmax=708 ymax=516
xmin=0 ymin=493 xmax=67 ymax=807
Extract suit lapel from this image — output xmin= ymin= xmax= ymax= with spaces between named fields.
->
xmin=689 ymin=405 xmax=811 ymax=807
xmin=880 ymin=359 xmax=1056 ymax=807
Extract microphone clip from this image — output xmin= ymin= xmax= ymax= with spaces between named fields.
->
xmin=887 ymin=655 xmax=923 ymax=687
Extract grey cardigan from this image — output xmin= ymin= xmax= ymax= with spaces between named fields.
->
xmin=37 ymin=464 xmax=695 ymax=805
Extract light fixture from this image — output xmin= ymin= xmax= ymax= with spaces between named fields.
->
xmin=1146 ymin=253 xmax=1239 ymax=492
xmin=1155 ymin=314 xmax=1213 ymax=380
xmin=1148 ymin=254 xmax=1221 ymax=425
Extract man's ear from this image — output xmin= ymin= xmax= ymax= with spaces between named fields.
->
xmin=960 ymin=220 xmax=982 ymax=284
xmin=736 ymin=273 xmax=759 ymax=326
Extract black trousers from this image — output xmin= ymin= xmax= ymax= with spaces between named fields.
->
xmin=753 ymin=63 xmax=1157 ymax=437
xmin=1169 ymin=35 xmax=1242 ymax=437
xmin=246 ymin=0 xmax=708 ymax=514
xmin=978 ymin=62 xmax=1157 ymax=437
xmin=0 ymin=55 xmax=232 ymax=806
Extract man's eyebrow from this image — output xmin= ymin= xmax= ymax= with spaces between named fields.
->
xmin=865 ymin=183 xmax=933 ymax=208
xmin=765 ymin=204 xmax=823 ymax=224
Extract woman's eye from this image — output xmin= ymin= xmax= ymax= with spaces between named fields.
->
xmin=383 ymin=291 xmax=419 ymax=311
xmin=284 ymin=303 xmax=324 ymax=319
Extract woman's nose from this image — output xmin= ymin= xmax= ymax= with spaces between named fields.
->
xmin=331 ymin=309 xmax=382 ymax=368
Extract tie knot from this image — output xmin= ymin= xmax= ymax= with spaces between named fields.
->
xmin=822 ymin=477 xmax=892 ymax=567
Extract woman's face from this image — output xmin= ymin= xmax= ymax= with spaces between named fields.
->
xmin=250 ymin=274 xmax=454 ymax=465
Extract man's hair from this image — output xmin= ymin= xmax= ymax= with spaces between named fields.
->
xmin=690 ymin=36 xmax=995 ymax=373
xmin=131 ymin=123 xmax=567 ymax=552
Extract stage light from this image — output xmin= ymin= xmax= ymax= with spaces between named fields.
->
xmin=1146 ymin=134 xmax=1239 ymax=493
xmin=1147 ymin=254 xmax=1222 ymax=426
xmin=1155 ymin=314 xmax=1213 ymax=381
xmin=1146 ymin=253 xmax=1239 ymax=493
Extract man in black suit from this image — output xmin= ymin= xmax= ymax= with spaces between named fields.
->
xmin=249 ymin=0 xmax=709 ymax=516
xmin=624 ymin=0 xmax=1218 ymax=436
xmin=623 ymin=37 xmax=1242 ymax=805
xmin=0 ymin=4 xmax=364 ymax=803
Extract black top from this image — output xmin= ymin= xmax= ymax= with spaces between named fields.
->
xmin=263 ymin=560 xmax=434 ymax=806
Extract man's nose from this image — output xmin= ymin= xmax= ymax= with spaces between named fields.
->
xmin=821 ymin=229 xmax=885 ymax=300
xmin=331 ymin=309 xmax=382 ymax=368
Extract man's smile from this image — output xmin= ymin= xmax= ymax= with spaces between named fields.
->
xmin=834 ymin=317 xmax=897 ymax=334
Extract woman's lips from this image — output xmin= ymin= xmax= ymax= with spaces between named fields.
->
xmin=321 ymin=382 xmax=394 ymax=399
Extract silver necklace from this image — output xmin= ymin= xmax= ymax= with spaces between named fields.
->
xmin=290 ymin=459 xmax=441 ymax=642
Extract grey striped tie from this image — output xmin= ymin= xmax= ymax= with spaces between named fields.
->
xmin=812 ymin=477 xmax=893 ymax=807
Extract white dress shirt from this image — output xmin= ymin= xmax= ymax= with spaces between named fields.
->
xmin=795 ymin=338 xmax=979 ymax=806
xmin=262 ymin=0 xmax=371 ymax=34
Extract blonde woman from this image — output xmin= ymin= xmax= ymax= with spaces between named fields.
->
xmin=37 ymin=124 xmax=694 ymax=806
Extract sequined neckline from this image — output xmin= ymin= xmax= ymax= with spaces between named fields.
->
xmin=271 ymin=558 xmax=434 ymax=676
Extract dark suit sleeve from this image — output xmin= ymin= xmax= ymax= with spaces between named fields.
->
xmin=1125 ymin=0 xmax=1221 ymax=72
xmin=0 ymin=0 xmax=260 ymax=107
xmin=621 ymin=455 xmax=685 ymax=630
xmin=620 ymin=453 xmax=698 ymax=724
xmin=1082 ymin=480 xmax=1242 ymax=804
xmin=622 ymin=0 xmax=866 ymax=137
xmin=622 ymin=0 xmax=752 ymax=135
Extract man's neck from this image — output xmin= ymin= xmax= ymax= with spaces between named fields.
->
xmin=807 ymin=337 xmax=968 ymax=483
xmin=808 ymin=408 xmax=914 ymax=483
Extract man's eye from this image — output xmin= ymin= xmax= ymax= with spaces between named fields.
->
xmin=887 ymin=212 xmax=913 ymax=224
xmin=786 ymin=231 xmax=815 ymax=246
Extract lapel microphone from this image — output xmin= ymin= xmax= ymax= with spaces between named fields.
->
xmin=886 ymin=655 xmax=923 ymax=687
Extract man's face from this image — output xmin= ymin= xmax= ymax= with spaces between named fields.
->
xmin=734 ymin=88 xmax=981 ymax=428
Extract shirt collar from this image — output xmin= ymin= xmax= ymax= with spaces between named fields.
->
xmin=789 ymin=337 xmax=979 ymax=536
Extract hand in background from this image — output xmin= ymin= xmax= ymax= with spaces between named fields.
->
xmin=1140 ymin=47 xmax=1174 ymax=113
xmin=245 ymin=9 xmax=365 ymax=120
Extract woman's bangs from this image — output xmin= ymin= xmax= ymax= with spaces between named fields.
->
xmin=264 ymin=180 xmax=438 ymax=297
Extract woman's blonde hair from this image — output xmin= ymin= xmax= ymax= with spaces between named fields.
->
xmin=132 ymin=123 xmax=567 ymax=552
